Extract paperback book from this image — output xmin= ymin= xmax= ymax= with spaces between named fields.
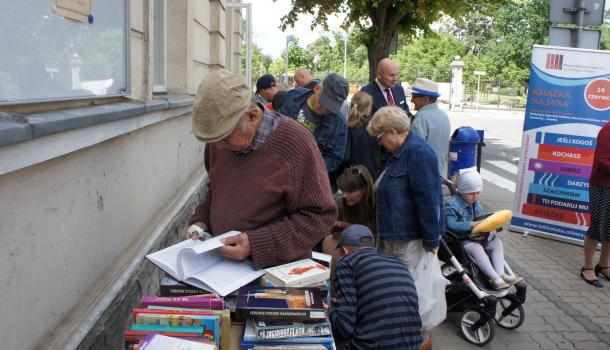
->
xmin=243 ymin=318 xmax=333 ymax=343
xmin=141 ymin=295 xmax=223 ymax=310
xmin=138 ymin=334 xmax=216 ymax=350
xmin=146 ymin=231 xmax=265 ymax=296
xmin=235 ymin=287 xmax=326 ymax=322
xmin=264 ymin=259 xmax=330 ymax=288
xmin=143 ymin=307 xmax=232 ymax=350
xmin=160 ymin=275 xmax=215 ymax=297
xmin=134 ymin=312 xmax=220 ymax=345
xmin=253 ymin=319 xmax=332 ymax=340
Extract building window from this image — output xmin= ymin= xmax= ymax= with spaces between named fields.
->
xmin=0 ymin=0 xmax=129 ymax=105
xmin=152 ymin=0 xmax=166 ymax=94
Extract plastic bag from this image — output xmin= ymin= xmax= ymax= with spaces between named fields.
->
xmin=412 ymin=252 xmax=450 ymax=330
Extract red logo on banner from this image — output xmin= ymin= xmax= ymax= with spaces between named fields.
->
xmin=584 ymin=79 xmax=610 ymax=111
xmin=546 ymin=54 xmax=563 ymax=70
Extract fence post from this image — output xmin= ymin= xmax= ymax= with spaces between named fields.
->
xmin=497 ymin=80 xmax=500 ymax=109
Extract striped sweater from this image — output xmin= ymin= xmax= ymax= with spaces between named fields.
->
xmin=329 ymin=249 xmax=422 ymax=350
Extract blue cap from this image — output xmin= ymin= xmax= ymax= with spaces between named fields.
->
xmin=339 ymin=224 xmax=374 ymax=247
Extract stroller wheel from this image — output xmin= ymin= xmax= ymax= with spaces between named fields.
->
xmin=495 ymin=297 xmax=525 ymax=329
xmin=460 ymin=309 xmax=495 ymax=346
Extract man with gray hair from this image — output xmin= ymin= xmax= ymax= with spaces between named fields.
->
xmin=185 ymin=69 xmax=336 ymax=268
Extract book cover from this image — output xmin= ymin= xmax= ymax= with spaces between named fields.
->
xmin=141 ymin=295 xmax=224 ymax=310
xmin=253 ymin=319 xmax=332 ymax=340
xmin=235 ymin=287 xmax=326 ymax=322
xmin=135 ymin=313 xmax=220 ymax=345
xmin=264 ymin=259 xmax=330 ymax=288
xmin=139 ymin=334 xmax=216 ymax=350
xmin=143 ymin=307 xmax=231 ymax=350
xmin=145 ymin=231 xmax=265 ymax=296
xmin=241 ymin=323 xmax=334 ymax=349
xmin=160 ymin=275 xmax=216 ymax=297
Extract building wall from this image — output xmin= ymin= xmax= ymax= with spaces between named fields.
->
xmin=0 ymin=0 xmax=243 ymax=348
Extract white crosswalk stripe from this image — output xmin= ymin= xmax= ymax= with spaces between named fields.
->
xmin=480 ymin=168 xmax=516 ymax=193
xmin=485 ymin=160 xmax=518 ymax=175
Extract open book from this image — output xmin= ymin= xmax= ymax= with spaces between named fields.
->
xmin=146 ymin=231 xmax=265 ymax=296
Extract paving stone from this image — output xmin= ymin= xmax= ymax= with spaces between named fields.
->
xmin=573 ymin=341 xmax=610 ymax=350
xmin=562 ymin=332 xmax=599 ymax=342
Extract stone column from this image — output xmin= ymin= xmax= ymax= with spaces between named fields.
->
xmin=450 ymin=55 xmax=464 ymax=111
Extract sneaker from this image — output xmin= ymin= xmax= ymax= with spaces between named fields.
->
xmin=491 ymin=277 xmax=509 ymax=290
xmin=502 ymin=273 xmax=524 ymax=285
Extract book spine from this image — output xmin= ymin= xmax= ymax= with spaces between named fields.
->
xmin=130 ymin=323 xmax=204 ymax=336
xmin=256 ymin=323 xmax=332 ymax=340
xmin=240 ymin=309 xmax=327 ymax=322
xmin=159 ymin=284 xmax=211 ymax=297
xmin=141 ymin=296 xmax=223 ymax=310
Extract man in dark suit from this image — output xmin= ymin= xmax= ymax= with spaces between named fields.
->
xmin=360 ymin=58 xmax=413 ymax=119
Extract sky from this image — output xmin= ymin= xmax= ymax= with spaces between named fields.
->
xmin=243 ymin=0 xmax=344 ymax=59
xmin=244 ymin=0 xmax=610 ymax=59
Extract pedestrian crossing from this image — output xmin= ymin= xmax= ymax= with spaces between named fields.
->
xmin=481 ymin=160 xmax=517 ymax=193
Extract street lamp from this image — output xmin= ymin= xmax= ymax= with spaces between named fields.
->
xmin=285 ymin=35 xmax=296 ymax=83
xmin=474 ymin=70 xmax=486 ymax=113
xmin=343 ymin=33 xmax=347 ymax=78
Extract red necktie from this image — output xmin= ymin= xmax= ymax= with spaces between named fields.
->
xmin=385 ymin=88 xmax=395 ymax=106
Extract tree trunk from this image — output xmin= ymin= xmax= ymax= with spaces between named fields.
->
xmin=365 ymin=32 xmax=393 ymax=82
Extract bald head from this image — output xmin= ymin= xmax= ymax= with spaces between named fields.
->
xmin=294 ymin=67 xmax=312 ymax=88
xmin=376 ymin=58 xmax=399 ymax=89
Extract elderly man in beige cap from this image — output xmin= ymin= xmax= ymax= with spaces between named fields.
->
xmin=184 ymin=69 xmax=336 ymax=268
xmin=410 ymin=78 xmax=451 ymax=177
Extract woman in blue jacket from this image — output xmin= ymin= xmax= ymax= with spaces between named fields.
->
xmin=367 ymin=106 xmax=444 ymax=271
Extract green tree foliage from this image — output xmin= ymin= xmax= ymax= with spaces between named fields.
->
xmin=266 ymin=38 xmax=312 ymax=82
xmin=277 ymin=0 xmax=509 ymax=80
xmin=601 ymin=9 xmax=610 ymax=50
xmin=435 ymin=0 xmax=550 ymax=90
xmin=392 ymin=34 xmax=467 ymax=82
xmin=242 ymin=43 xmax=273 ymax=85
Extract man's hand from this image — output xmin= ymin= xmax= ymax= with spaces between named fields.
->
xmin=219 ymin=232 xmax=251 ymax=260
xmin=182 ymin=222 xmax=208 ymax=240
xmin=424 ymin=246 xmax=439 ymax=254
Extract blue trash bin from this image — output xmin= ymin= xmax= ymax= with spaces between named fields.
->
xmin=447 ymin=126 xmax=482 ymax=179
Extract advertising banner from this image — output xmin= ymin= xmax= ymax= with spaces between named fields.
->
xmin=510 ymin=45 xmax=610 ymax=244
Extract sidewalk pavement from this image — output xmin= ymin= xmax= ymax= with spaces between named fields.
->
xmin=430 ymin=180 xmax=610 ymax=349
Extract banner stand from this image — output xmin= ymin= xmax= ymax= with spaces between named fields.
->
xmin=510 ymin=45 xmax=610 ymax=244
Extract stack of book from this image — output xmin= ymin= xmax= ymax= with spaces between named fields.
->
xmin=235 ymin=257 xmax=335 ymax=350
xmin=123 ymin=294 xmax=231 ymax=350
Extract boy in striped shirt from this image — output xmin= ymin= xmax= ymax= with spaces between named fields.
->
xmin=328 ymin=224 xmax=422 ymax=350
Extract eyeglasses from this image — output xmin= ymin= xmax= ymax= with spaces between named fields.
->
xmin=376 ymin=130 xmax=387 ymax=143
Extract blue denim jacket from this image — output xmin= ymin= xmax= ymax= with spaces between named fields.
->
xmin=376 ymin=132 xmax=444 ymax=247
xmin=279 ymin=88 xmax=347 ymax=173
xmin=445 ymin=193 xmax=484 ymax=240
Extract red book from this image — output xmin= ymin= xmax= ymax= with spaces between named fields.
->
xmin=140 ymin=295 xmax=223 ymax=310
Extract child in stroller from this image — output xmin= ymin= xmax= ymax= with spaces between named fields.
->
xmin=445 ymin=167 xmax=523 ymax=290
xmin=438 ymin=168 xmax=527 ymax=346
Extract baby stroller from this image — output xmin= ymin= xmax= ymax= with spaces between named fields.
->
xmin=438 ymin=178 xmax=527 ymax=346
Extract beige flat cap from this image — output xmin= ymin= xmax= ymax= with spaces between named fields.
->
xmin=192 ymin=69 xmax=252 ymax=143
